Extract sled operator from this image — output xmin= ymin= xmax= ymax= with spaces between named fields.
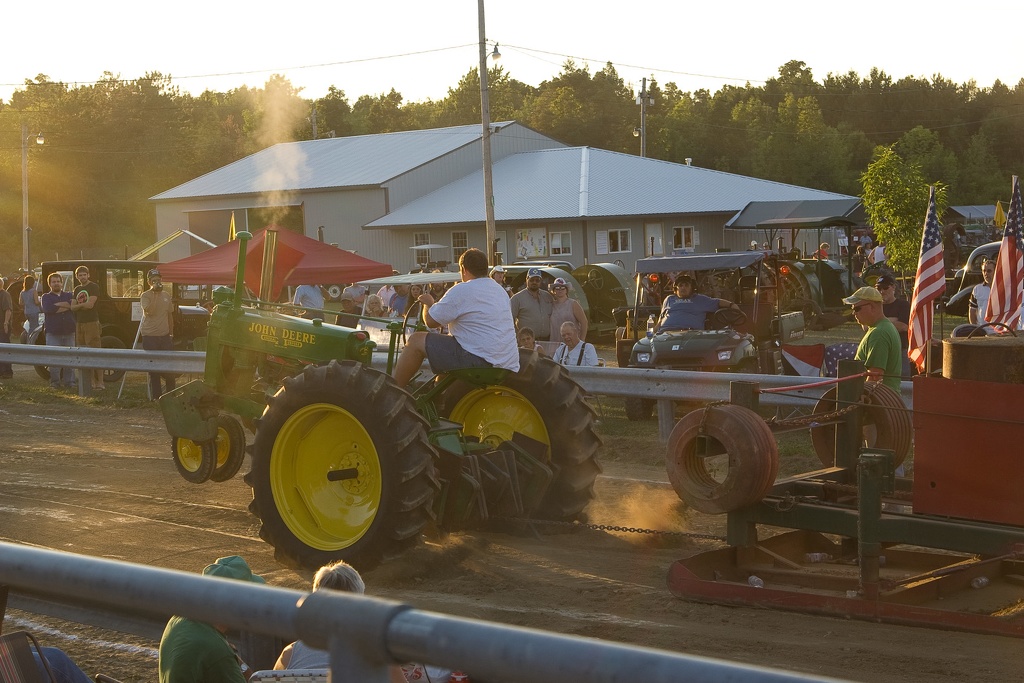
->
xmin=655 ymin=274 xmax=741 ymax=333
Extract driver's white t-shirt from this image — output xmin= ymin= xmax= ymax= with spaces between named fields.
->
xmin=427 ymin=277 xmax=520 ymax=372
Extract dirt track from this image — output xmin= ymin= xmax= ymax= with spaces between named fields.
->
xmin=0 ymin=365 xmax=1020 ymax=682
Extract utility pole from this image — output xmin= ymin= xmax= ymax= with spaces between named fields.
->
xmin=635 ymin=77 xmax=654 ymax=158
xmin=478 ymin=0 xmax=497 ymax=266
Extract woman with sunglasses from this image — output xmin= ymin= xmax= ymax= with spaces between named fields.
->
xmin=548 ymin=277 xmax=588 ymax=341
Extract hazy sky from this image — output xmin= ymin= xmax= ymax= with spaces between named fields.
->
xmin=2 ymin=1 xmax=1020 ymax=106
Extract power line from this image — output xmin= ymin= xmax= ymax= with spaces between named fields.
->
xmin=0 ymin=44 xmax=477 ymax=91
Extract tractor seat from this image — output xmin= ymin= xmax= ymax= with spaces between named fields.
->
xmin=448 ymin=366 xmax=512 ymax=386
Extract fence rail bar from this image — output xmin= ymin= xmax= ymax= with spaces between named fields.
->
xmin=0 ymin=543 xmax=841 ymax=683
xmin=0 ymin=343 xmax=912 ymax=406
xmin=1 ymin=342 xmax=911 ymax=442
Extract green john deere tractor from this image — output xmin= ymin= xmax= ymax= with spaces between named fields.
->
xmin=158 ymin=232 xmax=601 ymax=569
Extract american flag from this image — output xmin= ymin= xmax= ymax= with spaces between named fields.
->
xmin=985 ymin=175 xmax=1024 ymax=329
xmin=908 ymin=186 xmax=946 ymax=373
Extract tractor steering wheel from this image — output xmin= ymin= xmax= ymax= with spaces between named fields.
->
xmin=586 ymin=270 xmax=604 ymax=289
xmin=711 ymin=306 xmax=747 ymax=329
xmin=966 ymin=322 xmax=1018 ymax=338
xmin=402 ymin=301 xmax=424 ymax=346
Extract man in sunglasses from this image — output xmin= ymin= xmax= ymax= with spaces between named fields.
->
xmin=843 ymin=286 xmax=902 ymax=392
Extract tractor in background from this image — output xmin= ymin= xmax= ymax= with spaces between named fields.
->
xmin=158 ymin=232 xmax=601 ymax=569
xmin=503 ymin=262 xmax=634 ymax=338
xmin=615 ymin=251 xmax=805 ymax=421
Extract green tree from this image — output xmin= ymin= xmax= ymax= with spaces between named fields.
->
xmin=895 ymin=126 xmax=958 ymax=191
xmin=956 ymin=131 xmax=1004 ymax=204
xmin=350 ymin=88 xmax=413 ymax=134
xmin=860 ymin=145 xmax=948 ymax=273
xmin=522 ymin=60 xmax=635 ymax=151
xmin=311 ymin=86 xmax=354 ymax=139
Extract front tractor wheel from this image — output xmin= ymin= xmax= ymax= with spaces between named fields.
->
xmin=172 ymin=436 xmax=216 ymax=484
xmin=246 ymin=360 xmax=439 ymax=569
xmin=171 ymin=415 xmax=246 ymax=484
xmin=209 ymin=415 xmax=247 ymax=482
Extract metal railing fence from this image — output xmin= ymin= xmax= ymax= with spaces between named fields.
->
xmin=0 ymin=542 xmax=843 ymax=683
xmin=0 ymin=342 xmax=912 ymax=441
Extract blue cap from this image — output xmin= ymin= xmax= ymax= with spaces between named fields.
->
xmin=527 ymin=268 xmax=543 ymax=279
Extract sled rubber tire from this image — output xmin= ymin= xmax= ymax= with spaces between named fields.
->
xmin=809 ymin=382 xmax=910 ymax=468
xmin=665 ymin=403 xmax=779 ymax=514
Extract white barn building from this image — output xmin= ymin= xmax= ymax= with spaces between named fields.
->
xmin=151 ymin=121 xmax=854 ymax=273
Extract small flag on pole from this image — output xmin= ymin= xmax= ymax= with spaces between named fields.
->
xmin=985 ymin=176 xmax=1024 ymax=330
xmin=908 ymin=186 xmax=946 ymax=374
xmin=229 ymin=211 xmax=237 ymax=241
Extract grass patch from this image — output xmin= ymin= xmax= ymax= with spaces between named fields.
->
xmin=0 ymin=368 xmax=167 ymax=409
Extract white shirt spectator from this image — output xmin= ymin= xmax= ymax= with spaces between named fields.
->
xmin=342 ymin=284 xmax=367 ymax=305
xmin=969 ymin=282 xmax=992 ymax=326
xmin=292 ymin=284 xmax=324 ymax=311
xmin=553 ymin=340 xmax=600 ymax=367
xmin=376 ymin=285 xmax=396 ymax=309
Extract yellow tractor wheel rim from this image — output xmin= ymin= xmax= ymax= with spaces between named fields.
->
xmin=270 ymin=403 xmax=381 ymax=551
xmin=174 ymin=439 xmax=205 ymax=474
xmin=214 ymin=425 xmax=232 ymax=468
xmin=449 ymin=387 xmax=550 ymax=458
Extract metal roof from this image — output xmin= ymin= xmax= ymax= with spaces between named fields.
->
xmin=725 ymin=199 xmax=863 ymax=230
xmin=635 ymin=251 xmax=765 ymax=274
xmin=366 ymin=148 xmax=852 ymax=228
xmin=948 ymin=205 xmax=996 ymax=222
xmin=151 ymin=123 xmax=516 ymax=201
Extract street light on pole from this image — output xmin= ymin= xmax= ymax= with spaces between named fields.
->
xmin=22 ymin=122 xmax=45 ymax=271
xmin=478 ymin=0 xmax=499 ymax=266
xmin=635 ymin=77 xmax=654 ymax=158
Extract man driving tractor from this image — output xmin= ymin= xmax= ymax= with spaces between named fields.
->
xmin=655 ymin=274 xmax=742 ymax=333
xmin=392 ymin=248 xmax=520 ymax=386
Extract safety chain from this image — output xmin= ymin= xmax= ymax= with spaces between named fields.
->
xmin=698 ymin=400 xmax=731 ymax=434
xmin=769 ymin=493 xmax=834 ymax=512
xmin=497 ymin=517 xmax=726 ymax=542
xmin=766 ymin=399 xmax=864 ymax=430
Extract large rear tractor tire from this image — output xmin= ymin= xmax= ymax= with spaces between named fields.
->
xmin=445 ymin=349 xmax=602 ymax=521
xmin=246 ymin=360 xmax=439 ymax=569
xmin=666 ymin=404 xmax=779 ymax=514
xmin=809 ymin=382 xmax=911 ymax=468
